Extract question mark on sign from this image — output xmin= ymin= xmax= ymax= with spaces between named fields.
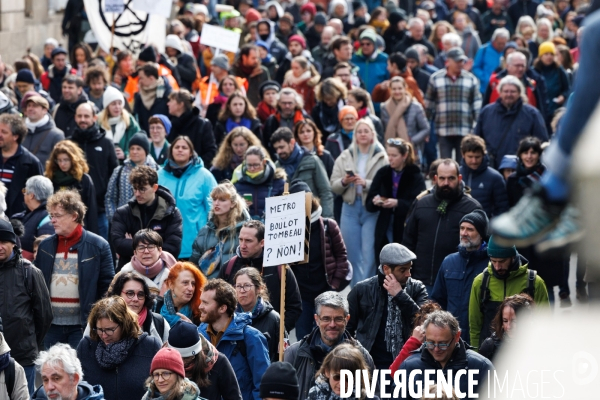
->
xmin=266 ymin=248 xmax=272 ymax=260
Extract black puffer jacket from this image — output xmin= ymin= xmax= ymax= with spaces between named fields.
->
xmin=53 ymin=93 xmax=89 ymax=139
xmin=11 ymin=202 xmax=55 ymax=254
xmin=111 ymin=185 xmax=183 ymax=270
xmin=71 ymin=124 xmax=119 ymax=213
xmin=403 ymin=186 xmax=483 ymax=286
xmin=0 ymin=248 xmax=53 ymax=366
xmin=347 ymin=271 xmax=428 ymax=353
xmin=283 ymin=328 xmax=375 ymax=400
xmin=169 ymin=107 xmax=218 ymax=167
xmin=479 ymin=332 xmax=502 ymax=363
xmin=1 ymin=145 xmax=44 ymax=216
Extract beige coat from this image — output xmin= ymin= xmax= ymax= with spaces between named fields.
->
xmin=330 ymin=145 xmax=389 ymax=206
xmin=0 ymin=333 xmax=28 ymax=400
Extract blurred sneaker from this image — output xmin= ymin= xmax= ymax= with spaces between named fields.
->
xmin=491 ymin=186 xmax=565 ymax=247
xmin=535 ymin=206 xmax=584 ymax=254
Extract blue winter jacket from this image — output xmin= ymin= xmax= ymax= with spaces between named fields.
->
xmin=158 ymin=156 xmax=217 ymax=258
xmin=459 ymin=156 xmax=509 ymax=219
xmin=472 ymin=43 xmax=503 ymax=93
xmin=474 ymin=98 xmax=548 ymax=168
xmin=430 ymin=244 xmax=489 ymax=345
xmin=33 ymin=381 xmax=105 ymax=400
xmin=199 ymin=313 xmax=270 ymax=400
xmin=399 ymin=338 xmax=493 ymax=399
xmin=351 ymin=50 xmax=389 ymax=112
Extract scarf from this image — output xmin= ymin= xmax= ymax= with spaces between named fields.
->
xmin=138 ymin=77 xmax=165 ymax=109
xmin=341 ymin=128 xmax=353 ymax=140
xmin=230 ymin=153 xmax=243 ymax=172
xmin=357 ymin=107 xmax=368 ymax=119
xmin=95 ymin=336 xmax=137 ymax=369
xmin=319 ymin=101 xmax=343 ymax=133
xmin=145 ymin=380 xmax=200 ymax=400
xmin=131 ymin=251 xmax=177 ymax=279
xmin=107 ymin=115 xmax=126 ymax=146
xmin=137 ymin=306 xmax=149 ymax=327
xmin=516 ymin=161 xmax=545 ymax=189
xmin=0 ymin=352 xmax=10 ymax=372
xmin=225 ymin=117 xmax=252 ymax=134
xmin=276 ymin=109 xmax=305 ymax=127
xmin=213 ymin=94 xmax=228 ymax=108
xmin=257 ymin=101 xmax=277 ymax=122
xmin=198 ymin=332 xmax=219 ymax=373
xmin=385 ymin=292 xmax=404 ymax=357
xmin=25 ymin=114 xmax=49 ymax=132
xmin=278 ymin=144 xmax=304 ymax=177
xmin=240 ymin=63 xmax=257 ymax=76
xmin=167 ymin=159 xmax=192 ymax=178
xmin=53 ymin=170 xmax=79 ymax=187
xmin=285 ymin=70 xmax=312 ymax=86
xmin=383 ymin=94 xmax=412 ymax=143
xmin=242 ymin=159 xmax=275 ymax=184
xmin=160 ymin=290 xmax=193 ymax=326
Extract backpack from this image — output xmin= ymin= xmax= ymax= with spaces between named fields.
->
xmin=5 ymin=358 xmax=15 ymax=399
xmin=479 ymin=268 xmax=536 ymax=313
xmin=224 ymin=256 xmax=282 ymax=281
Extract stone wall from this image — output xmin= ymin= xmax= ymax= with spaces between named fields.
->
xmin=0 ymin=0 xmax=63 ymax=64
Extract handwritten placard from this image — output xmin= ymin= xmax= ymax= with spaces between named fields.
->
xmin=264 ymin=191 xmax=306 ymax=266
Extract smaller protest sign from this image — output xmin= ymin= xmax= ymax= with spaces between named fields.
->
xmin=105 ymin=0 xmax=125 ymax=13
xmin=200 ymin=24 xmax=241 ymax=54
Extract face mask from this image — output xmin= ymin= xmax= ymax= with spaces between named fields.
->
xmin=259 ymin=33 xmax=270 ymax=41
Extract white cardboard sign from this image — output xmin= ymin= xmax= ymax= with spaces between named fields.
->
xmin=104 ymin=0 xmax=125 ymax=13
xmin=264 ymin=191 xmax=306 ymax=266
xmin=132 ymin=0 xmax=172 ymax=19
xmin=200 ymin=24 xmax=241 ymax=54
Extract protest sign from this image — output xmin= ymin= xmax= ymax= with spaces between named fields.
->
xmin=132 ymin=0 xmax=172 ymax=19
xmin=105 ymin=0 xmax=124 ymax=13
xmin=200 ymin=24 xmax=241 ymax=54
xmin=264 ymin=191 xmax=308 ymax=266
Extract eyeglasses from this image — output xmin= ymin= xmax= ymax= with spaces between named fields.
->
xmin=341 ymin=116 xmax=356 ymax=122
xmin=246 ymin=163 xmax=263 ymax=170
xmin=49 ymin=213 xmax=67 ymax=220
xmin=21 ymin=188 xmax=29 ymax=194
xmin=152 ymin=371 xmax=173 ymax=381
xmin=133 ymin=187 xmax=149 ymax=194
xmin=318 ymin=316 xmax=347 ymax=324
xmin=122 ymin=290 xmax=146 ymax=300
xmin=135 ymin=244 xmax=157 ymax=253
xmin=235 ymin=283 xmax=255 ymax=292
xmin=423 ymin=340 xmax=454 ymax=351
xmin=93 ymin=326 xmax=120 ymax=336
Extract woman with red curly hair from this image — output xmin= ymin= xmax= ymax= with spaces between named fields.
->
xmin=160 ymin=262 xmax=207 ymax=326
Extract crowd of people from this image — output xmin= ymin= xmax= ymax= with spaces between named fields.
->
xmin=0 ymin=0 xmax=597 ymax=398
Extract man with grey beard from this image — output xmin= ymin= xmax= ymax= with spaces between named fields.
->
xmin=430 ymin=209 xmax=489 ymax=345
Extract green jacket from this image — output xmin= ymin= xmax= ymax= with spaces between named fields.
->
xmin=119 ymin=114 xmax=141 ymax=157
xmin=276 ymin=153 xmax=334 ymax=218
xmin=468 ymin=257 xmax=549 ymax=349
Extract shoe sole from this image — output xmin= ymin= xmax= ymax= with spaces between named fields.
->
xmin=492 ymin=218 xmax=561 ymax=248
xmin=535 ymin=229 xmax=586 ymax=254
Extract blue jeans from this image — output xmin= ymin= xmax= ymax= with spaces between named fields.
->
xmin=44 ymin=324 xmax=83 ymax=349
xmin=341 ymin=199 xmax=378 ymax=286
xmin=98 ymin=212 xmax=109 ymax=241
xmin=295 ymin=299 xmax=316 ymax=340
xmin=23 ymin=364 xmax=35 ymax=396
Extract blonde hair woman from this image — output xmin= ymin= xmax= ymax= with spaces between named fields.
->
xmin=189 ymin=181 xmax=250 ymax=278
xmin=330 ymin=118 xmax=388 ymax=285
xmin=210 ymin=127 xmax=267 ymax=182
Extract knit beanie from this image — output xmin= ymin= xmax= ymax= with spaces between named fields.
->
xmin=102 ymin=86 xmax=125 ymax=109
xmin=260 ymin=362 xmax=300 ymax=400
xmin=359 ymin=28 xmax=378 ymax=44
xmin=405 ymin=48 xmax=419 ymax=62
xmin=289 ymin=179 xmax=311 ymax=194
xmin=128 ymin=132 xmax=151 ymax=156
xmin=211 ymin=54 xmax=230 ymax=71
xmin=0 ymin=219 xmax=16 ymax=244
xmin=288 ymin=35 xmax=306 ymax=49
xmin=301 ymin=2 xmax=317 ymax=16
xmin=168 ymin=321 xmax=202 ymax=357
xmin=259 ymin=80 xmax=281 ymax=98
xmin=151 ymin=348 xmax=185 ymax=378
xmin=151 ymin=114 xmax=172 ymax=136
xmin=138 ymin=46 xmax=158 ymax=63
xmin=338 ymin=105 xmax=358 ymax=123
xmin=246 ymin=8 xmax=262 ymax=23
xmin=314 ymin=12 xmax=328 ymax=26
xmin=538 ymin=41 xmax=556 ymax=56
xmin=16 ymin=69 xmax=35 ymax=84
xmin=459 ymin=209 xmax=489 ymax=240
xmin=487 ymin=235 xmax=517 ymax=258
